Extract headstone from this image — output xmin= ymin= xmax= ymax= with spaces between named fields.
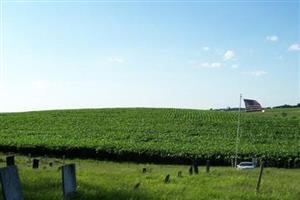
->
xmin=134 ymin=182 xmax=140 ymax=189
xmin=189 ymin=166 xmax=193 ymax=175
xmin=142 ymin=168 xmax=147 ymax=173
xmin=0 ymin=166 xmax=23 ymax=200
xmin=6 ymin=156 xmax=15 ymax=166
xmin=177 ymin=171 xmax=182 ymax=177
xmin=32 ymin=159 xmax=39 ymax=169
xmin=206 ymin=160 xmax=210 ymax=173
xmin=164 ymin=174 xmax=170 ymax=183
xmin=193 ymin=161 xmax=199 ymax=174
xmin=62 ymin=164 xmax=76 ymax=198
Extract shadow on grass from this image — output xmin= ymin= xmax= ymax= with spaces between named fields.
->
xmin=6 ymin=176 xmax=157 ymax=200
xmin=69 ymin=182 xmax=156 ymax=200
xmin=20 ymin=176 xmax=62 ymax=200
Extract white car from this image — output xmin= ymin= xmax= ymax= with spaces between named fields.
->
xmin=237 ymin=162 xmax=255 ymax=170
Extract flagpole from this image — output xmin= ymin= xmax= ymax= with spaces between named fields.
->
xmin=234 ymin=94 xmax=242 ymax=167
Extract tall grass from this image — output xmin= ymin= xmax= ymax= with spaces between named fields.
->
xmin=0 ymin=155 xmax=299 ymax=200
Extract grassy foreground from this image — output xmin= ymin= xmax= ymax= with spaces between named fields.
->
xmin=0 ymin=154 xmax=299 ymax=200
xmin=0 ymin=108 xmax=299 ymax=162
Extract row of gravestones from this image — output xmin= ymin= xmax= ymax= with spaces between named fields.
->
xmin=2 ymin=156 xmax=211 ymax=199
xmin=140 ymin=160 xmax=211 ymax=185
xmin=189 ymin=160 xmax=211 ymax=175
xmin=0 ymin=156 xmax=76 ymax=200
xmin=141 ymin=160 xmax=211 ymax=176
xmin=6 ymin=156 xmax=40 ymax=169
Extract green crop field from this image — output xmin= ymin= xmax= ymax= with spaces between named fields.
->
xmin=0 ymin=108 xmax=299 ymax=164
xmin=0 ymin=154 xmax=300 ymax=200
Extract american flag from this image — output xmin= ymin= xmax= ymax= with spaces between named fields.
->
xmin=244 ymin=99 xmax=263 ymax=112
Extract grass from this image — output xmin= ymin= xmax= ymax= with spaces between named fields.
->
xmin=0 ymin=108 xmax=299 ymax=161
xmin=0 ymin=154 xmax=299 ymax=200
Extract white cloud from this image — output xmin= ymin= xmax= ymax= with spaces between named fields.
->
xmin=266 ymin=35 xmax=279 ymax=42
xmin=200 ymin=63 xmax=210 ymax=68
xmin=211 ymin=62 xmax=222 ymax=68
xmin=288 ymin=43 xmax=300 ymax=51
xmin=243 ymin=70 xmax=267 ymax=77
xmin=231 ymin=64 xmax=239 ymax=69
xmin=202 ymin=47 xmax=210 ymax=51
xmin=223 ymin=50 xmax=235 ymax=61
xmin=107 ymin=57 xmax=124 ymax=64
xmin=194 ymin=62 xmax=222 ymax=69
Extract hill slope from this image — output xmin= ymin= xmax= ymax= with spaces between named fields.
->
xmin=0 ymin=108 xmax=299 ymax=163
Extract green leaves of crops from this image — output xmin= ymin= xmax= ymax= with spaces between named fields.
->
xmin=0 ymin=108 xmax=299 ymax=158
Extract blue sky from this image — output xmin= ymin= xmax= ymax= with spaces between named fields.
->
xmin=0 ymin=0 xmax=299 ymax=112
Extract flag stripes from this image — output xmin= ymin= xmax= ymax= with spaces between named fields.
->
xmin=244 ymin=99 xmax=262 ymax=112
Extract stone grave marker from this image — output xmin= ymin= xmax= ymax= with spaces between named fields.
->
xmin=6 ymin=156 xmax=15 ymax=167
xmin=164 ymin=174 xmax=170 ymax=183
xmin=206 ymin=160 xmax=210 ymax=173
xmin=0 ymin=166 xmax=23 ymax=200
xmin=193 ymin=161 xmax=199 ymax=174
xmin=177 ymin=171 xmax=182 ymax=177
xmin=142 ymin=168 xmax=147 ymax=173
xmin=134 ymin=182 xmax=140 ymax=189
xmin=189 ymin=166 xmax=193 ymax=175
xmin=32 ymin=159 xmax=39 ymax=169
xmin=62 ymin=163 xmax=76 ymax=198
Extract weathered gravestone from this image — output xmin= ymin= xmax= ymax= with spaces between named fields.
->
xmin=206 ymin=160 xmax=210 ymax=173
xmin=177 ymin=171 xmax=182 ymax=177
xmin=193 ymin=161 xmax=199 ymax=174
xmin=32 ymin=159 xmax=39 ymax=169
xmin=6 ymin=156 xmax=15 ymax=167
xmin=142 ymin=168 xmax=147 ymax=173
xmin=188 ymin=166 xmax=193 ymax=175
xmin=134 ymin=182 xmax=140 ymax=189
xmin=62 ymin=164 xmax=76 ymax=198
xmin=0 ymin=166 xmax=23 ymax=200
xmin=164 ymin=174 xmax=170 ymax=183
